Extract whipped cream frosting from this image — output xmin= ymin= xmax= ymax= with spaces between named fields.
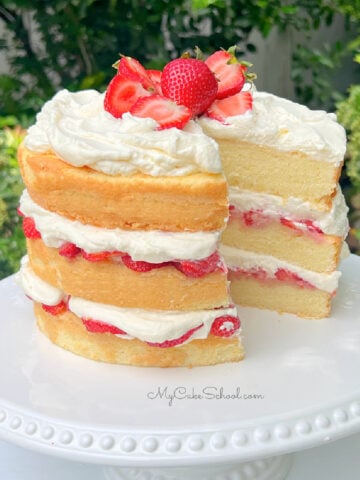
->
xmin=229 ymin=186 xmax=349 ymax=238
xmin=198 ymin=91 xmax=346 ymax=166
xmin=220 ymin=245 xmax=341 ymax=293
xmin=16 ymin=259 xmax=239 ymax=344
xmin=24 ymin=89 xmax=221 ymax=176
xmin=15 ymin=256 xmax=65 ymax=305
xmin=19 ymin=190 xmax=221 ymax=262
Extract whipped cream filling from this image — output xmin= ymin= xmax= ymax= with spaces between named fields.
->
xmin=19 ymin=190 xmax=221 ymax=262
xmin=24 ymin=89 xmax=221 ymax=176
xmin=15 ymin=256 xmax=65 ymax=305
xmin=228 ymin=186 xmax=349 ymax=238
xmin=197 ymin=91 xmax=346 ymax=166
xmin=220 ymin=245 xmax=341 ymax=293
xmin=16 ymin=258 xmax=240 ymax=344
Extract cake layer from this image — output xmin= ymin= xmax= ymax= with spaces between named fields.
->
xmin=221 ymin=245 xmax=341 ymax=294
xmin=221 ymin=245 xmax=341 ymax=318
xmin=35 ymin=304 xmax=244 ymax=367
xmin=26 ymin=239 xmax=230 ymax=310
xmin=18 ymin=144 xmax=228 ymax=232
xmin=208 ymin=138 xmax=340 ymax=210
xmin=223 ymin=210 xmax=342 ymax=273
xmin=198 ymin=91 xmax=346 ymax=211
xmin=228 ymin=274 xmax=331 ymax=319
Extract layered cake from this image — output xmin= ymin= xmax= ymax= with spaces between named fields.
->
xmin=16 ymin=48 xmax=349 ymax=370
xmin=16 ymin=55 xmax=245 ymax=367
xmin=198 ymin=89 xmax=349 ymax=318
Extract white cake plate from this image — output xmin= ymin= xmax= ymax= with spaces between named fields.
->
xmin=0 ymin=255 xmax=360 ymax=480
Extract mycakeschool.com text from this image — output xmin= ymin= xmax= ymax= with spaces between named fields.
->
xmin=146 ymin=386 xmax=265 ymax=406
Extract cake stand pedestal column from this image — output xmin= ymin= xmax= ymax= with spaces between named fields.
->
xmin=103 ymin=455 xmax=293 ymax=480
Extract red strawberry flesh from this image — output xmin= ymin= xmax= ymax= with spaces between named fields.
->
xmin=130 ymin=94 xmax=191 ymax=130
xmin=23 ymin=217 xmax=41 ymax=239
xmin=205 ymin=50 xmax=246 ymax=99
xmin=42 ymin=300 xmax=68 ymax=316
xmin=59 ymin=242 xmax=81 ymax=259
xmin=210 ymin=315 xmax=241 ymax=337
xmin=205 ymin=91 xmax=253 ymax=123
xmin=146 ymin=323 xmax=203 ymax=348
xmin=175 ymin=251 xmax=224 ymax=278
xmin=104 ymin=73 xmax=151 ymax=118
xmin=82 ymin=318 xmax=127 ymax=335
xmin=118 ymin=56 xmax=155 ymax=90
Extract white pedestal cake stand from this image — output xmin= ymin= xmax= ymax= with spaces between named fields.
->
xmin=0 ymin=255 xmax=360 ymax=480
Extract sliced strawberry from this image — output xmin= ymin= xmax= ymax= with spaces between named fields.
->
xmin=280 ymin=217 xmax=323 ymax=235
xmin=82 ymin=318 xmax=127 ymax=335
xmin=280 ymin=217 xmax=298 ymax=231
xmin=242 ymin=209 xmax=269 ymax=227
xmin=81 ymin=250 xmax=119 ymax=262
xmin=146 ymin=323 xmax=203 ymax=348
xmin=175 ymin=251 xmax=223 ymax=278
xmin=210 ymin=315 xmax=241 ymax=337
xmin=42 ymin=300 xmax=68 ymax=316
xmin=147 ymin=69 xmax=162 ymax=94
xmin=118 ymin=56 xmax=155 ymax=90
xmin=104 ymin=74 xmax=151 ymax=118
xmin=59 ymin=242 xmax=81 ymax=259
xmin=121 ymin=254 xmax=162 ymax=272
xmin=205 ymin=49 xmax=246 ymax=99
xmin=205 ymin=91 xmax=253 ymax=123
xmin=23 ymin=217 xmax=41 ymax=239
xmin=232 ymin=267 xmax=268 ymax=281
xmin=302 ymin=220 xmax=323 ymax=235
xmin=130 ymin=94 xmax=191 ymax=130
xmin=275 ymin=268 xmax=315 ymax=289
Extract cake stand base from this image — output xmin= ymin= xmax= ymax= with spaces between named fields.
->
xmin=103 ymin=454 xmax=293 ymax=480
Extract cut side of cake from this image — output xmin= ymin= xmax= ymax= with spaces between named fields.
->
xmin=198 ymin=90 xmax=349 ymax=319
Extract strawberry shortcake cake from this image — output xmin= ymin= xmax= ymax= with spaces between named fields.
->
xmin=16 ymin=51 xmax=245 ymax=367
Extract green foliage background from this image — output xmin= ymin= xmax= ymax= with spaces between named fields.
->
xmin=0 ymin=0 xmax=360 ymax=278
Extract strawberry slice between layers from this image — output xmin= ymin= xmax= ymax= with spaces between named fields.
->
xmin=174 ymin=251 xmax=224 ymax=278
xmin=82 ymin=318 xmax=127 ymax=335
xmin=210 ymin=315 xmax=241 ymax=337
xmin=42 ymin=300 xmax=68 ymax=316
xmin=22 ymin=217 xmax=41 ymax=239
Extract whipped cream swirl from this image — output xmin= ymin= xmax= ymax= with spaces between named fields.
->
xmin=24 ymin=89 xmax=221 ymax=176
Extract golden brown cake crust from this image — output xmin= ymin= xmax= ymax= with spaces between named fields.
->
xmin=27 ymin=238 xmax=231 ymax=310
xmin=18 ymin=144 xmax=228 ymax=232
xmin=34 ymin=303 xmax=244 ymax=368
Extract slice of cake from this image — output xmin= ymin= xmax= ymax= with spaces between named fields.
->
xmin=16 ymin=57 xmax=244 ymax=367
xmin=198 ymin=88 xmax=349 ymax=319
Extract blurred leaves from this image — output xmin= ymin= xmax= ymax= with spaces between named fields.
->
xmin=0 ymin=123 xmax=26 ymax=279
xmin=0 ymin=0 xmax=355 ymax=117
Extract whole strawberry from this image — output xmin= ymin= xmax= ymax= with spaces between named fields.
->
xmin=161 ymin=58 xmax=218 ymax=116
